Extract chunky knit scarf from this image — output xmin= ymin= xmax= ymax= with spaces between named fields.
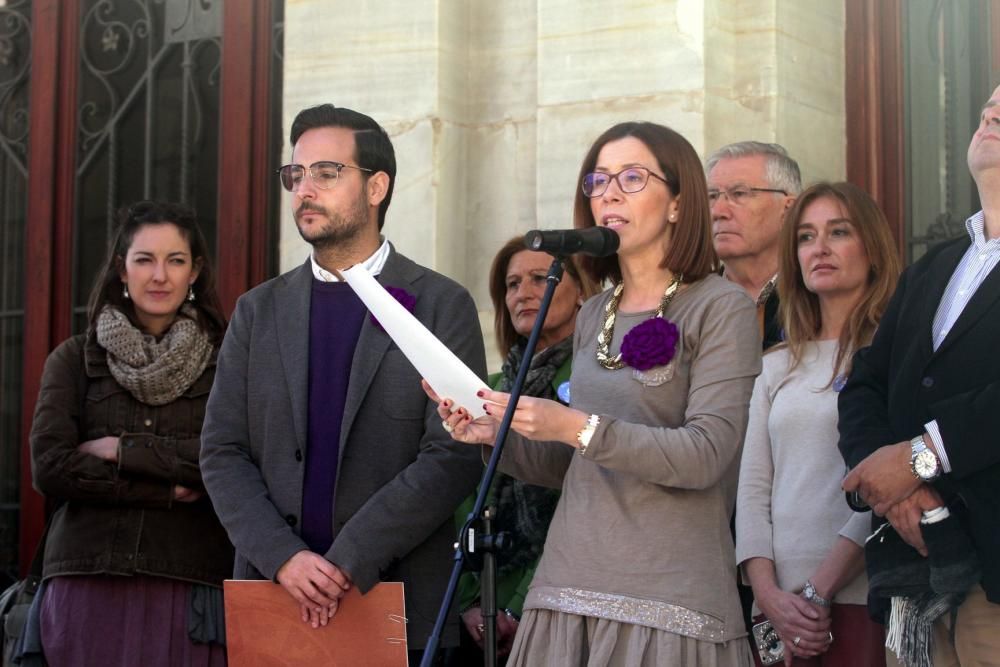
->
xmin=96 ymin=305 xmax=212 ymax=406
xmin=491 ymin=337 xmax=571 ymax=575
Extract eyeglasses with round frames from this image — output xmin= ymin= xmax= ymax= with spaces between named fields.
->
xmin=276 ymin=161 xmax=373 ymax=193
xmin=707 ymin=186 xmax=787 ymax=207
xmin=582 ymin=167 xmax=670 ymax=198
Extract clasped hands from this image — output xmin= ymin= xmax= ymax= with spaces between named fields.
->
xmin=756 ymin=584 xmax=832 ymax=665
xmin=276 ymin=550 xmax=353 ymax=628
xmin=841 ymin=439 xmax=943 ymax=556
xmin=421 ymin=380 xmax=588 ymax=448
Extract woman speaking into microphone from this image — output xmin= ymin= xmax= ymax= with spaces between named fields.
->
xmin=428 ymin=121 xmax=760 ymax=666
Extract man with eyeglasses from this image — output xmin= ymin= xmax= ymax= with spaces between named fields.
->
xmin=201 ymin=104 xmax=486 ymax=664
xmin=706 ymin=141 xmax=802 ymax=651
xmin=706 ymin=141 xmax=802 ymax=349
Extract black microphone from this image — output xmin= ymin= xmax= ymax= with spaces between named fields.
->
xmin=523 ymin=227 xmax=620 ymax=257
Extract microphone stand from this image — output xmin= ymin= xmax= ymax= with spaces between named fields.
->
xmin=421 ymin=255 xmax=567 ymax=667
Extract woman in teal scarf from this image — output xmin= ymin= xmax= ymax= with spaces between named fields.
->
xmin=447 ymin=236 xmax=598 ymax=665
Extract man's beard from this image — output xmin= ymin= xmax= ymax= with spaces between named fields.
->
xmin=294 ymin=197 xmax=369 ymax=250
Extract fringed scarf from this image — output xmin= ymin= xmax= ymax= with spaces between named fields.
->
xmin=866 ymin=510 xmax=981 ymax=667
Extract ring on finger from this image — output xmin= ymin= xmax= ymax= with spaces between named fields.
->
xmin=793 ymin=636 xmax=801 ymax=647
xmin=442 ymin=420 xmax=454 ymax=433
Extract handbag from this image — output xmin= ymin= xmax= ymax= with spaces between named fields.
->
xmin=0 ymin=336 xmax=89 ymax=667
xmin=0 ymin=523 xmax=48 ymax=667
xmin=1 ymin=341 xmax=87 ymax=665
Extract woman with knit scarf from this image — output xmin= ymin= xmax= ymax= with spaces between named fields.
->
xmin=446 ymin=236 xmax=599 ymax=665
xmin=735 ymin=182 xmax=900 ymax=666
xmin=29 ymin=201 xmax=233 ymax=665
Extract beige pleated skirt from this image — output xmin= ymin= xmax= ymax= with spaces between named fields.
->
xmin=508 ymin=608 xmax=754 ymax=667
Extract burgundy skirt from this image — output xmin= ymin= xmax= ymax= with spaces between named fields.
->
xmin=40 ymin=574 xmax=226 ymax=667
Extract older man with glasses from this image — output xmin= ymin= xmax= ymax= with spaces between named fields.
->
xmin=706 ymin=141 xmax=802 ymax=349
xmin=706 ymin=141 xmax=802 ymax=656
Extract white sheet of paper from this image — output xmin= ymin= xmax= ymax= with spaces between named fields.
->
xmin=341 ymin=265 xmax=488 ymax=418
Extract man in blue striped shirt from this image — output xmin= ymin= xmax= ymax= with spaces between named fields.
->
xmin=839 ymin=84 xmax=1000 ymax=665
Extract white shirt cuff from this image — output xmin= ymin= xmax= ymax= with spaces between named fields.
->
xmin=923 ymin=420 xmax=951 ymax=473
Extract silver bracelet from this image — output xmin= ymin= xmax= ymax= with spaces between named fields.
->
xmin=576 ymin=414 xmax=600 ymax=455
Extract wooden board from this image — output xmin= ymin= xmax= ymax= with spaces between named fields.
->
xmin=224 ymin=580 xmax=407 ymax=666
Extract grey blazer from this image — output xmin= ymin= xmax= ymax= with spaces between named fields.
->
xmin=200 ymin=246 xmax=486 ymax=648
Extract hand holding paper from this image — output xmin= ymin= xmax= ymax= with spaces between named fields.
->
xmin=340 ymin=265 xmax=489 ymax=418
xmin=422 ymin=380 xmax=500 ymax=445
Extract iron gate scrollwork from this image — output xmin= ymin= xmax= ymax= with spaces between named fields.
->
xmin=903 ymin=0 xmax=990 ymax=261
xmin=0 ymin=0 xmax=30 ymax=585
xmin=0 ymin=0 xmax=30 ymax=173
xmin=74 ymin=0 xmax=223 ymax=331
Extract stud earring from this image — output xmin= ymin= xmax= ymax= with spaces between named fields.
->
xmin=187 ymin=285 xmax=195 ymax=302
xmin=123 ymin=284 xmax=130 ymax=300
xmin=668 ymin=213 xmax=677 ymax=222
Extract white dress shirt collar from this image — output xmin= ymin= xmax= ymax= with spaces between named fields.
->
xmin=310 ymin=237 xmax=390 ymax=282
xmin=965 ymin=210 xmax=987 ymax=247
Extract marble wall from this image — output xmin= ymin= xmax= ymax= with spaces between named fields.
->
xmin=281 ymin=0 xmax=845 ymax=368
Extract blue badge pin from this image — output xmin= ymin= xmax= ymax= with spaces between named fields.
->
xmin=556 ymin=381 xmax=571 ymax=405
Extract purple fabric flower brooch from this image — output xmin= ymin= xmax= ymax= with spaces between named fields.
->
xmin=370 ymin=286 xmax=416 ymax=332
xmin=620 ymin=317 xmax=680 ymax=371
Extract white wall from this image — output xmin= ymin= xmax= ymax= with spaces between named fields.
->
xmin=281 ymin=0 xmax=846 ymax=368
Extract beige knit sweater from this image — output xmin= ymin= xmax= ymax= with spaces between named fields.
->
xmin=498 ymin=274 xmax=762 ymax=643
xmin=735 ymin=340 xmax=872 ymax=610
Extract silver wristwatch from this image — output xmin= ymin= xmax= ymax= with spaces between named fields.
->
xmin=800 ymin=580 xmax=831 ymax=608
xmin=910 ymin=435 xmax=941 ymax=481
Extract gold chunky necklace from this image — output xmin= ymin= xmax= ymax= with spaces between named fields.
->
xmin=596 ymin=275 xmax=683 ymax=370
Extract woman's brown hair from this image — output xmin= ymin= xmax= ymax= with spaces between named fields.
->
xmin=777 ymin=181 xmax=901 ymax=382
xmin=573 ymin=122 xmax=717 ymax=285
xmin=87 ymin=200 xmax=227 ymax=343
xmin=488 ymin=236 xmax=601 ymax=357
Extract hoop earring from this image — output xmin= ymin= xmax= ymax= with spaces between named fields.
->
xmin=123 ymin=284 xmax=130 ymax=300
xmin=187 ymin=285 xmax=195 ymax=302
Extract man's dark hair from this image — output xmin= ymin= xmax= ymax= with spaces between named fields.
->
xmin=290 ymin=104 xmax=396 ymax=230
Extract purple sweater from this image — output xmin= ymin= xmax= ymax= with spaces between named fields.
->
xmin=302 ymin=280 xmax=366 ymax=554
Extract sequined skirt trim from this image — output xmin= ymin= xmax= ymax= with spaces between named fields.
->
xmin=524 ymin=586 xmax=726 ymax=642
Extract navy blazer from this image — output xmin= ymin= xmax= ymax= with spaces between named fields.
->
xmin=201 ymin=246 xmax=487 ymax=647
xmin=838 ymin=233 xmax=1000 ymax=603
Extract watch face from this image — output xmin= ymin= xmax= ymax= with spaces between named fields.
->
xmin=915 ymin=450 xmax=939 ymax=479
